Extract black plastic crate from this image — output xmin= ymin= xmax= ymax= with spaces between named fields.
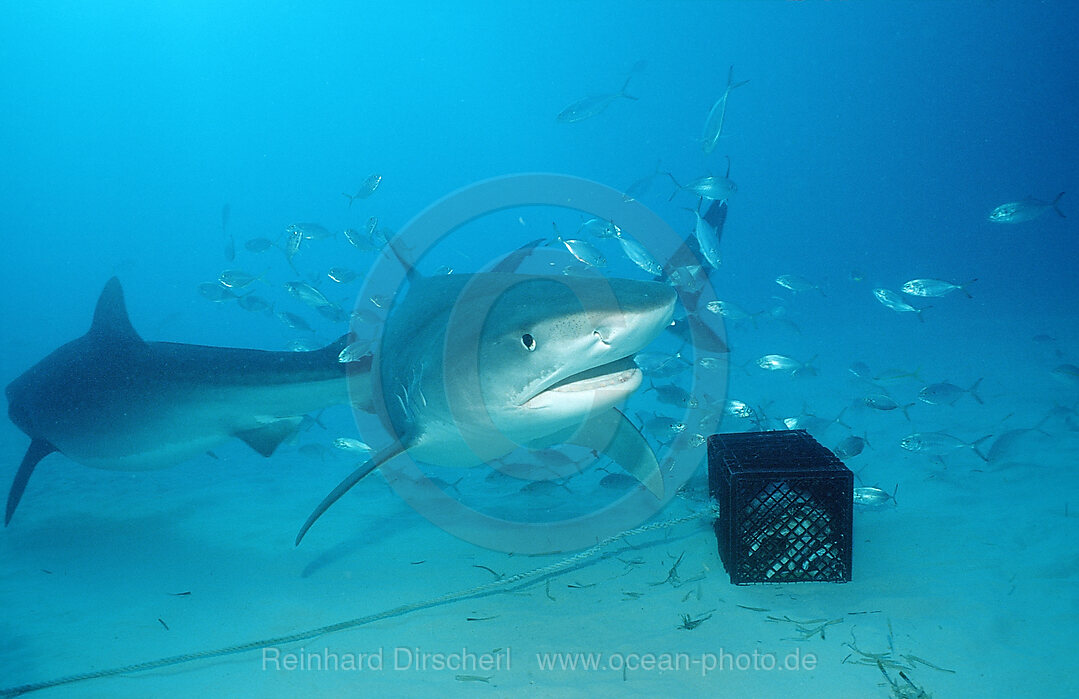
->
xmin=708 ymin=430 xmax=853 ymax=584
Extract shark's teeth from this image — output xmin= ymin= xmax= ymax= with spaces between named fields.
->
xmin=546 ymin=356 xmax=640 ymax=393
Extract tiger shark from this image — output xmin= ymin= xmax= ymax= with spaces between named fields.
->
xmin=295 ymin=269 xmax=677 ymax=544
xmin=4 ymin=277 xmax=365 ymax=525
xmin=5 ymin=271 xmax=676 ymax=541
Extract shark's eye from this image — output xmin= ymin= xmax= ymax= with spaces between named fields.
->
xmin=521 ymin=333 xmax=536 ymax=351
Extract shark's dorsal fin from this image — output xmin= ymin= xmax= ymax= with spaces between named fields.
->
xmin=385 ymin=235 xmax=423 ymax=284
xmin=89 ymin=277 xmax=143 ymax=342
xmin=6 ymin=439 xmax=57 ymax=525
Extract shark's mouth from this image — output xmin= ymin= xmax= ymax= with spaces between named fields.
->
xmin=543 ymin=355 xmax=641 ymax=394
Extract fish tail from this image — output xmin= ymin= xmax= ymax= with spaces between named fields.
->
xmin=727 ymin=65 xmax=750 ymax=91
xmin=620 ymin=75 xmax=638 ymax=101
xmin=968 ymin=377 xmax=985 ymax=405
xmin=665 ymin=172 xmax=682 ymax=200
xmin=960 ymin=278 xmax=977 ymax=299
xmin=971 ymin=435 xmax=993 ymax=462
xmin=1052 ymin=191 xmax=1066 ymax=218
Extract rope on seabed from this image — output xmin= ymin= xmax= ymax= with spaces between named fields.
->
xmin=0 ymin=503 xmax=718 ymax=697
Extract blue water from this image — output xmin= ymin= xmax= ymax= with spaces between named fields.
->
xmin=1 ymin=2 xmax=1077 ymax=697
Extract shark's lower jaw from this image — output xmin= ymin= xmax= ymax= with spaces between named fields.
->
xmin=523 ymin=356 xmax=642 ymax=410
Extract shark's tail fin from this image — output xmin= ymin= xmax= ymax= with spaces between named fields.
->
xmin=296 ymin=443 xmax=406 ymax=545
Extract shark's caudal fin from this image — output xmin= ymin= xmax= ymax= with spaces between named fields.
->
xmin=6 ymin=439 xmax=56 ymax=525
xmin=295 ymin=442 xmax=406 ymax=545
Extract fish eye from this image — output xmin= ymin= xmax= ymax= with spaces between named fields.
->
xmin=521 ymin=333 xmax=536 ymax=351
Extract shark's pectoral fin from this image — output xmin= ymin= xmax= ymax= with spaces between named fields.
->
xmin=563 ymin=408 xmax=664 ymax=499
xmin=6 ymin=439 xmax=57 ymax=526
xmin=235 ymin=418 xmax=304 ymax=457
xmin=295 ymin=442 xmax=406 ymax=545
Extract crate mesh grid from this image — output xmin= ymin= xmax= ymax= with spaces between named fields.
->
xmin=708 ymin=430 xmax=853 ymax=584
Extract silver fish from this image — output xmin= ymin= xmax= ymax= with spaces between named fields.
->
xmin=293 ymin=223 xmax=334 ymax=241
xmin=918 ymin=379 xmax=983 ymax=405
xmin=333 ymin=437 xmax=373 ymax=454
xmin=244 ymin=237 xmax=275 ymax=253
xmin=578 ymin=217 xmax=621 ymax=239
xmin=863 ymin=394 xmax=911 ymax=413
xmin=776 ymin=274 xmax=822 ymax=294
xmin=900 ymin=432 xmax=991 ymax=461
xmin=343 ymin=174 xmax=383 ymax=206
xmin=988 ymin=192 xmax=1065 ymax=223
xmin=724 ymin=399 xmax=757 ymax=420
xmin=315 ymin=303 xmax=349 ymax=323
xmin=622 ymin=161 xmax=663 ymax=202
xmin=848 ymin=362 xmax=874 ymax=380
xmin=668 ymin=172 xmax=736 ymax=202
xmin=343 ymin=227 xmax=378 ymax=252
xmin=834 ymin=435 xmax=867 ymax=459
xmin=337 ymin=339 xmax=372 ymax=363
xmin=351 ymin=308 xmax=381 ymax=325
xmin=328 ymin=267 xmax=358 ymax=284
xmin=667 ymin=264 xmax=706 ymax=293
xmin=687 ymin=207 xmax=722 ymax=269
xmin=1050 ymin=363 xmax=1079 ymax=387
xmin=600 ymin=472 xmax=641 ymax=490
xmin=783 ymin=410 xmax=846 ymax=435
xmin=277 ymin=311 xmax=315 ymax=333
xmin=986 ymin=428 xmax=1050 ymax=469
xmin=757 ymin=354 xmax=816 ymax=376
xmin=635 ymin=352 xmax=688 ymax=379
xmin=640 ymin=414 xmax=686 ymax=443
xmin=366 ymin=217 xmax=387 ymax=247
xmin=901 ymin=278 xmax=976 ymax=299
xmin=198 ymin=282 xmax=236 ymax=303
xmin=553 ymin=230 xmax=606 ymax=267
xmin=218 ymin=269 xmax=262 ymax=289
xmin=697 ymin=356 xmax=724 ymax=370
xmin=649 ymin=382 xmax=698 ymax=409
xmin=286 ymin=338 xmax=321 ymax=352
xmin=615 ymin=232 xmax=663 ymax=276
xmin=701 ymin=66 xmax=749 ymax=154
xmin=556 ymin=75 xmax=637 ymax=123
xmin=285 ymin=226 xmax=303 ymax=261
xmin=705 ymin=300 xmax=753 ymax=321
xmin=237 ymin=294 xmax=272 ymax=313
xmin=285 ymin=281 xmax=332 ymax=309
xmin=873 ymin=288 xmax=925 ymax=319
xmin=853 ymin=485 xmax=896 ymax=510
